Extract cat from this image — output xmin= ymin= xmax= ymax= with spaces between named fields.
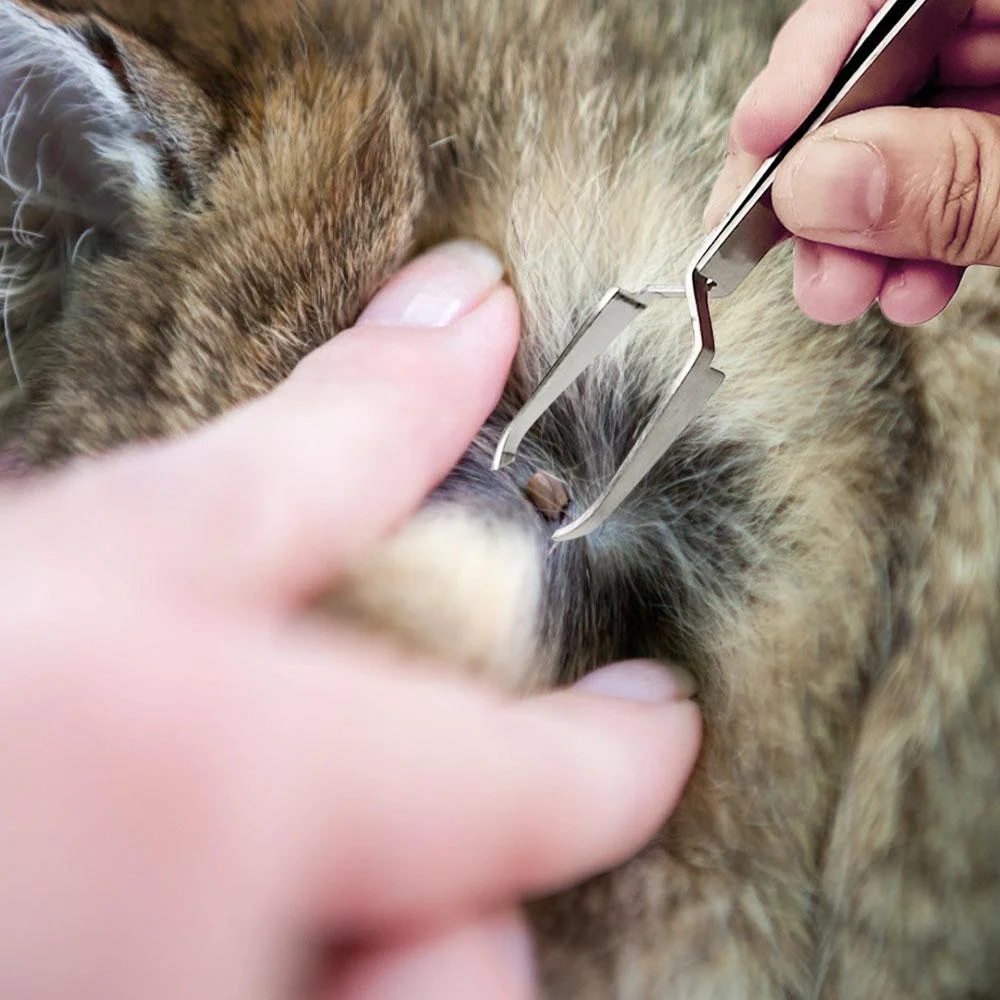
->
xmin=2 ymin=0 xmax=1000 ymax=997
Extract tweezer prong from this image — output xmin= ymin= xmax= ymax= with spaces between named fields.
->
xmin=552 ymin=271 xmax=723 ymax=541
xmin=491 ymin=284 xmax=686 ymax=472
xmin=494 ymin=0 xmax=973 ymax=542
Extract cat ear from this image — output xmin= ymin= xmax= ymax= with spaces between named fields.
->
xmin=0 ymin=1 xmax=217 ymax=373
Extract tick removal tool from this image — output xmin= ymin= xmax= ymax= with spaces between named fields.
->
xmin=492 ymin=0 xmax=974 ymax=542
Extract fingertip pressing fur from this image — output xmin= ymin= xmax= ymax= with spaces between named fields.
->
xmin=2 ymin=2 xmax=1000 ymax=998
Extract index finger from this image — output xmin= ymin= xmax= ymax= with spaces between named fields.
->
xmin=733 ymin=0 xmax=887 ymax=157
xmin=17 ymin=246 xmax=519 ymax=608
xmin=968 ymin=0 xmax=1000 ymax=23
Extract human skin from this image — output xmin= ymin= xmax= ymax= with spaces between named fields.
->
xmin=706 ymin=0 xmax=1000 ymax=325
xmin=0 ymin=243 xmax=701 ymax=1000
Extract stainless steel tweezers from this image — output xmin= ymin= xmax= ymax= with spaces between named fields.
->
xmin=493 ymin=0 xmax=974 ymax=541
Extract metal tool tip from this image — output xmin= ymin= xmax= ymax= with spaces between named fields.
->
xmin=492 ymin=450 xmax=516 ymax=471
xmin=551 ymin=520 xmax=591 ymax=543
xmin=551 ymin=503 xmax=608 ymax=543
xmin=491 ymin=425 xmax=521 ymax=471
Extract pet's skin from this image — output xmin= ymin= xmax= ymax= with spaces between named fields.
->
xmin=2 ymin=1 xmax=1000 ymax=996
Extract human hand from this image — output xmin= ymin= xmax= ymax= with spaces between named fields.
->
xmin=0 ymin=242 xmax=701 ymax=1000
xmin=705 ymin=0 xmax=1000 ymax=325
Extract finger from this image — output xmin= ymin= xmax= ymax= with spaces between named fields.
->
xmin=932 ymin=84 xmax=1000 ymax=116
xmin=732 ymin=0 xmax=887 ymax=158
xmin=877 ymin=260 xmax=965 ymax=325
xmin=279 ymin=646 xmax=702 ymax=929
xmin=327 ymin=911 xmax=535 ymax=1000
xmin=771 ymin=106 xmax=1000 ymax=267
xmin=936 ymin=29 xmax=1000 ymax=87
xmin=792 ymin=240 xmax=887 ymax=324
xmin=0 ymin=614 xmax=696 ymax=995
xmin=968 ymin=0 xmax=1000 ymax=26
xmin=21 ymin=242 xmax=519 ymax=608
xmin=703 ymin=148 xmax=762 ymax=229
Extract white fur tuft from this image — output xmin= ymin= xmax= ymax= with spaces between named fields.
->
xmin=328 ymin=506 xmax=546 ymax=691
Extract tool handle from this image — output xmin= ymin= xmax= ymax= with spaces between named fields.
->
xmin=695 ymin=0 xmax=974 ymax=298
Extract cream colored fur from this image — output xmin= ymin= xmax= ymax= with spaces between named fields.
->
xmin=1 ymin=2 xmax=1000 ymax=997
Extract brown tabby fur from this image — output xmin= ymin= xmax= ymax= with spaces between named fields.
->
xmin=2 ymin=1 xmax=1000 ymax=996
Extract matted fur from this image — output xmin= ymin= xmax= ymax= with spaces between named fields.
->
xmin=2 ymin=1 xmax=1000 ymax=997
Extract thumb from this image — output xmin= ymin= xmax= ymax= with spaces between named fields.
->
xmin=771 ymin=106 xmax=1000 ymax=267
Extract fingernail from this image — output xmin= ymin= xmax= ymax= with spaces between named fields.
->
xmin=794 ymin=238 xmax=825 ymax=288
xmin=574 ymin=661 xmax=698 ymax=703
xmin=705 ymin=161 xmax=743 ymax=229
xmin=781 ymin=138 xmax=885 ymax=232
xmin=704 ymin=149 xmax=760 ymax=230
xmin=359 ymin=240 xmax=505 ymax=327
xmin=704 ymin=168 xmax=734 ymax=230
